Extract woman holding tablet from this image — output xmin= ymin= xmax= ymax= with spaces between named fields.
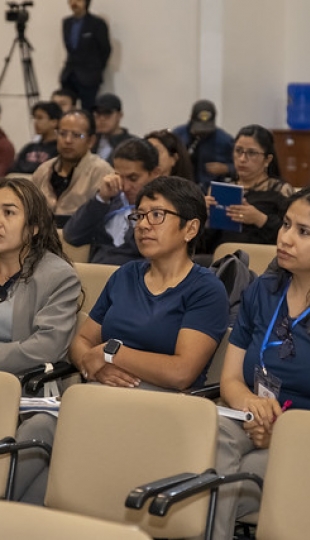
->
xmin=204 ymin=124 xmax=293 ymax=253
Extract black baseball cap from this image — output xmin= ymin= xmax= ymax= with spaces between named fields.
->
xmin=93 ymin=93 xmax=122 ymax=114
xmin=190 ymin=100 xmax=216 ymax=136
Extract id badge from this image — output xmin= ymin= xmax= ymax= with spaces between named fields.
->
xmin=254 ymin=365 xmax=282 ymax=400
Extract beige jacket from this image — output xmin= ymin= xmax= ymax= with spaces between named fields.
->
xmin=32 ymin=151 xmax=113 ymax=216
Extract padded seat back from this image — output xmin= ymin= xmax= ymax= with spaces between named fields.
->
xmin=45 ymin=384 xmax=218 ymax=539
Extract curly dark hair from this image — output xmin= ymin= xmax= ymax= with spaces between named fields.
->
xmin=0 ymin=176 xmax=71 ymax=280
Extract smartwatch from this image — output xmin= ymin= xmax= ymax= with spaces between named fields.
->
xmin=103 ymin=339 xmax=123 ymax=364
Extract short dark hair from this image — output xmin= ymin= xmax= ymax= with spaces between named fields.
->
xmin=32 ymin=101 xmax=62 ymax=121
xmin=135 ymin=175 xmax=207 ymax=256
xmin=113 ymin=138 xmax=159 ymax=172
xmin=52 ymin=88 xmax=78 ymax=107
xmin=234 ymin=124 xmax=281 ymax=178
xmin=85 ymin=0 xmax=92 ymax=10
xmin=60 ymin=109 xmax=96 ymax=137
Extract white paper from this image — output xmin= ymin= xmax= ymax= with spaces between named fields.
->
xmin=20 ymin=397 xmax=60 ymax=418
xmin=217 ymin=405 xmax=254 ymax=422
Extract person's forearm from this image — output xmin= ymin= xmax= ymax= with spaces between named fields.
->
xmin=253 ymin=210 xmax=268 ymax=228
xmin=69 ymin=336 xmax=92 ymax=370
xmin=221 ymin=379 xmax=256 ymax=410
xmin=112 ymin=341 xmax=214 ymax=391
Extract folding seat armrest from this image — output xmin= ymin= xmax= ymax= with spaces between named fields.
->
xmin=0 ymin=437 xmax=52 ymax=500
xmin=183 ymin=383 xmax=220 ymax=400
xmin=125 ymin=472 xmax=200 ymax=509
xmin=149 ymin=470 xmax=263 ymax=517
xmin=17 ymin=364 xmax=47 ymax=387
xmin=23 ymin=362 xmax=79 ymax=395
xmin=0 ymin=438 xmax=52 ymax=457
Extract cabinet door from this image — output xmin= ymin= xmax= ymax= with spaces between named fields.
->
xmin=273 ymin=131 xmax=310 ymax=188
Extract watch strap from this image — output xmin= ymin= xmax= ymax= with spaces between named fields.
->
xmin=104 ymin=352 xmax=114 ymax=364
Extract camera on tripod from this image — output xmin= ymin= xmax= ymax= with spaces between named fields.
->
xmin=5 ymin=1 xmax=34 ymax=26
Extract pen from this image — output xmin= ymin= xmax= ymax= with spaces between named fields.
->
xmin=281 ymin=399 xmax=293 ymax=412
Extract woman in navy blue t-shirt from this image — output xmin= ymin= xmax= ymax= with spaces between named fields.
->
xmin=70 ymin=175 xmax=229 ymax=390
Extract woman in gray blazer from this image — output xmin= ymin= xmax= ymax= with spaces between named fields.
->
xmin=0 ymin=176 xmax=81 ymax=504
xmin=0 ymin=176 xmax=81 ymax=374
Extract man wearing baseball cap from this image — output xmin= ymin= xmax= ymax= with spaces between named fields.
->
xmin=92 ymin=93 xmax=135 ymax=164
xmin=173 ymin=99 xmax=234 ymax=192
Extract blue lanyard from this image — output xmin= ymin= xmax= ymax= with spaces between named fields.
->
xmin=259 ymin=279 xmax=310 ymax=374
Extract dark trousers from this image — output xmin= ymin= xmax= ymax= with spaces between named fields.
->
xmin=62 ymin=72 xmax=100 ymax=111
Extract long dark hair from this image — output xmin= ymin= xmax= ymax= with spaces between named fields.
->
xmin=267 ymin=187 xmax=310 ymax=307
xmin=145 ymin=129 xmax=194 ymax=181
xmin=0 ymin=177 xmax=71 ymax=280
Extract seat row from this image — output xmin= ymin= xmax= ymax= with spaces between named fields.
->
xmin=0 ymin=372 xmax=309 ymax=540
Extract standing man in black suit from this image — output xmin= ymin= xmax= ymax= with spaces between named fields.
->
xmin=60 ymin=0 xmax=111 ymax=111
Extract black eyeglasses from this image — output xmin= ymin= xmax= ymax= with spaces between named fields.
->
xmin=234 ymin=147 xmax=265 ymax=160
xmin=128 ymin=209 xmax=186 ymax=228
xmin=275 ymin=316 xmax=296 ymax=360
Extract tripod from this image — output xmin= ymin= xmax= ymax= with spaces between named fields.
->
xmin=0 ymin=21 xmax=40 ymax=114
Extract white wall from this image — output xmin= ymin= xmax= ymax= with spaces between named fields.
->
xmin=284 ymin=0 xmax=310 ymax=82
xmin=0 ymin=0 xmax=201 ymax=151
xmin=222 ymin=0 xmax=286 ymax=136
xmin=1 ymin=0 xmax=310 ymax=154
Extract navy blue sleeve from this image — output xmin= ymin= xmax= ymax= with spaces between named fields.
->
xmin=63 ymin=197 xmax=112 ymax=246
xmin=181 ymin=271 xmax=229 ymax=343
xmin=229 ymin=279 xmax=259 ymax=350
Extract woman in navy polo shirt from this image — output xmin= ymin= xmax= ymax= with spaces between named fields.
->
xmin=214 ymin=186 xmax=310 ymax=540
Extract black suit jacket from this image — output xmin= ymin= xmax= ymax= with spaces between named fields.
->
xmin=61 ymin=13 xmax=111 ymax=87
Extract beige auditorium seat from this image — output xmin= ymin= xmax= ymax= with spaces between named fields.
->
xmin=256 ymin=409 xmax=310 ymax=540
xmin=43 ymin=384 xmax=218 ymax=540
xmin=0 ymin=500 xmax=151 ymax=540
xmin=74 ymin=261 xmax=119 ymax=313
xmin=213 ymin=242 xmax=277 ymax=275
xmin=0 ymin=372 xmax=21 ymax=499
xmin=57 ymin=228 xmax=91 ymax=263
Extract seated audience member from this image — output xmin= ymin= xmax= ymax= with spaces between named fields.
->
xmin=92 ymin=93 xmax=135 ymax=163
xmin=0 ymin=103 xmax=15 ymax=176
xmin=0 ymin=176 xmax=80 ymax=506
xmin=204 ymin=124 xmax=294 ymax=253
xmin=63 ymin=138 xmax=160 ymax=264
xmin=173 ymin=99 xmax=235 ymax=192
xmin=32 ymin=109 xmax=113 ymax=228
xmin=144 ymin=129 xmax=194 ymax=181
xmin=14 ymin=176 xmax=229 ymax=505
xmin=0 ymin=176 xmax=81 ymax=376
xmin=10 ymin=101 xmax=62 ymax=175
xmin=51 ymin=88 xmax=78 ymax=113
xmin=213 ymin=187 xmax=310 ymax=540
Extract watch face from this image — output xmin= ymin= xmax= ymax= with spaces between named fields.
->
xmin=104 ymin=339 xmax=121 ymax=355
